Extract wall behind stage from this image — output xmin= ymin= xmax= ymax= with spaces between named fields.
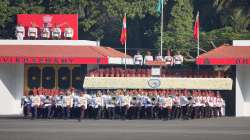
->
xmin=17 ymin=14 xmax=78 ymax=40
xmin=0 ymin=64 xmax=24 ymax=115
xmin=236 ymin=65 xmax=250 ymax=116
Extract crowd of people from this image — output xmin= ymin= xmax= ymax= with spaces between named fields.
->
xmin=15 ymin=23 xmax=74 ymax=40
xmin=22 ymin=88 xmax=225 ymax=122
xmin=88 ymin=67 xmax=223 ymax=78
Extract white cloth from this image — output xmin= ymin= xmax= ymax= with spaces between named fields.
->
xmin=165 ymin=97 xmax=173 ymax=108
xmin=28 ymin=27 xmax=38 ymax=38
xmin=134 ymin=55 xmax=143 ymax=65
xmin=75 ymin=95 xmax=88 ymax=108
xmin=144 ymin=55 xmax=153 ymax=64
xmin=173 ymin=96 xmax=180 ymax=106
xmin=180 ymin=96 xmax=189 ymax=106
xmin=164 ymin=56 xmax=174 ymax=65
xmin=41 ymin=27 xmax=50 ymax=38
xmin=123 ymin=95 xmax=131 ymax=106
xmin=158 ymin=96 xmax=166 ymax=108
xmin=64 ymin=27 xmax=74 ymax=38
xmin=63 ymin=95 xmax=73 ymax=107
xmin=55 ymin=96 xmax=63 ymax=107
xmin=16 ymin=26 xmax=25 ymax=40
xmin=52 ymin=27 xmax=61 ymax=38
xmin=173 ymin=55 xmax=184 ymax=65
xmin=106 ymin=95 xmax=115 ymax=108
xmin=155 ymin=55 xmax=163 ymax=61
xmin=30 ymin=95 xmax=41 ymax=107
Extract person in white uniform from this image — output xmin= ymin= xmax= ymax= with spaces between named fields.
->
xmin=134 ymin=51 xmax=143 ymax=65
xmin=64 ymin=25 xmax=74 ymax=40
xmin=15 ymin=24 xmax=25 ymax=40
xmin=75 ymin=91 xmax=88 ymax=121
xmin=144 ymin=51 xmax=154 ymax=64
xmin=164 ymin=50 xmax=174 ymax=66
xmin=51 ymin=24 xmax=62 ymax=39
xmin=41 ymin=23 xmax=50 ymax=40
xmin=62 ymin=90 xmax=73 ymax=119
xmin=30 ymin=90 xmax=41 ymax=119
xmin=28 ymin=23 xmax=38 ymax=40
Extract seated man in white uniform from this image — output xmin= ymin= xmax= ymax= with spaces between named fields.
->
xmin=41 ymin=23 xmax=50 ymax=40
xmin=144 ymin=51 xmax=154 ymax=64
xmin=64 ymin=25 xmax=74 ymax=40
xmin=51 ymin=24 xmax=62 ymax=39
xmin=134 ymin=51 xmax=143 ymax=65
xmin=15 ymin=24 xmax=25 ymax=40
xmin=28 ymin=23 xmax=38 ymax=40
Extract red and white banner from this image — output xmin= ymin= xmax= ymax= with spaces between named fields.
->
xmin=0 ymin=56 xmax=108 ymax=64
xmin=17 ymin=14 xmax=78 ymax=40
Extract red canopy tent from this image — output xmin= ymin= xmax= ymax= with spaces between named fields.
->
xmin=0 ymin=45 xmax=127 ymax=64
xmin=196 ymin=44 xmax=250 ymax=65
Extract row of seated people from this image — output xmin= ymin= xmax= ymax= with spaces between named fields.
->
xmin=87 ymin=68 xmax=225 ymax=78
xmin=134 ymin=50 xmax=184 ymax=65
xmin=15 ymin=23 xmax=74 ymax=40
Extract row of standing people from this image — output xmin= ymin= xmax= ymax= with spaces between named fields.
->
xmin=22 ymin=89 xmax=225 ymax=121
xmin=134 ymin=50 xmax=184 ymax=66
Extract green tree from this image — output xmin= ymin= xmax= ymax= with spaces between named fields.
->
xmin=156 ymin=0 xmax=194 ymax=55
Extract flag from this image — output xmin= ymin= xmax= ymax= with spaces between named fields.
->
xmin=156 ymin=0 xmax=163 ymax=13
xmin=120 ymin=15 xmax=127 ymax=46
xmin=193 ymin=12 xmax=199 ymax=41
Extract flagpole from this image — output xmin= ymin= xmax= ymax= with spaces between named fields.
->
xmin=124 ymin=13 xmax=127 ymax=70
xmin=160 ymin=0 xmax=163 ymax=57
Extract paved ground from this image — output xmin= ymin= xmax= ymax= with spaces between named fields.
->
xmin=0 ymin=117 xmax=250 ymax=140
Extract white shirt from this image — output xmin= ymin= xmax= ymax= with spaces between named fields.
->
xmin=41 ymin=27 xmax=50 ymax=38
xmin=101 ymin=94 xmax=108 ymax=107
xmin=30 ymin=95 xmax=41 ymax=107
xmin=63 ymin=95 xmax=73 ymax=107
xmin=173 ymin=55 xmax=184 ymax=65
xmin=106 ymin=95 xmax=115 ymax=108
xmin=52 ymin=27 xmax=61 ymax=38
xmin=75 ymin=95 xmax=88 ymax=108
xmin=43 ymin=97 xmax=52 ymax=107
xmin=165 ymin=96 xmax=173 ymax=108
xmin=123 ymin=95 xmax=131 ymax=106
xmin=180 ymin=96 xmax=189 ymax=106
xmin=173 ymin=96 xmax=180 ymax=106
xmin=55 ymin=96 xmax=63 ymax=107
xmin=164 ymin=56 xmax=174 ymax=65
xmin=158 ymin=96 xmax=166 ymax=108
xmin=134 ymin=54 xmax=143 ymax=65
xmin=64 ymin=27 xmax=74 ymax=38
xmin=16 ymin=26 xmax=25 ymax=39
xmin=144 ymin=55 xmax=154 ymax=64
xmin=142 ymin=96 xmax=152 ymax=107
xmin=28 ymin=27 xmax=38 ymax=38
xmin=155 ymin=55 xmax=163 ymax=61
